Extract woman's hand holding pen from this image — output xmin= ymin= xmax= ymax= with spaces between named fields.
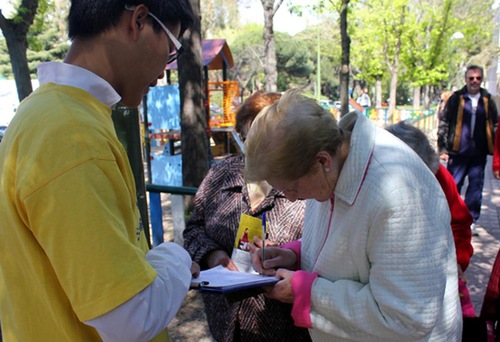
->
xmin=249 ymin=237 xmax=297 ymax=276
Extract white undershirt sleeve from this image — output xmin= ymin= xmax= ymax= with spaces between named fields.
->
xmin=84 ymin=242 xmax=192 ymax=342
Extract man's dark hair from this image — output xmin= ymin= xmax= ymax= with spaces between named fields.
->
xmin=465 ymin=64 xmax=484 ymax=76
xmin=68 ymin=0 xmax=195 ymax=39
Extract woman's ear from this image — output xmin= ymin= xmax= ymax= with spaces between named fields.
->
xmin=316 ymin=151 xmax=332 ymax=172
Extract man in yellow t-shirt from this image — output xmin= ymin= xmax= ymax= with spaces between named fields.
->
xmin=0 ymin=1 xmax=199 ymax=341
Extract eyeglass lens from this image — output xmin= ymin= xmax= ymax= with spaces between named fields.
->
xmin=167 ymin=51 xmax=179 ymax=64
xmin=146 ymin=11 xmax=182 ymax=64
xmin=468 ymin=76 xmax=482 ymax=81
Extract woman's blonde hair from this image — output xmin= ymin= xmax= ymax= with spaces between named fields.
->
xmin=244 ymin=89 xmax=343 ymax=182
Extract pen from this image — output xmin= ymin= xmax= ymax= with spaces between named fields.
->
xmin=261 ymin=212 xmax=266 ymax=267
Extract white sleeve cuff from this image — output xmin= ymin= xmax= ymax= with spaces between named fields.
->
xmin=84 ymin=242 xmax=192 ymax=341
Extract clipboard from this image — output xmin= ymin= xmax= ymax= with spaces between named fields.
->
xmin=190 ymin=265 xmax=278 ymax=301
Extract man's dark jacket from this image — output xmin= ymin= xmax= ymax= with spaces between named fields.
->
xmin=437 ymin=86 xmax=498 ymax=156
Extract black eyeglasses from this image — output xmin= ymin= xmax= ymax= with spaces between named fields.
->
xmin=125 ymin=5 xmax=183 ymax=64
xmin=468 ymin=76 xmax=482 ymax=81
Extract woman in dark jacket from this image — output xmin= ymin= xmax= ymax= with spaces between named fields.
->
xmin=183 ymin=91 xmax=311 ymax=342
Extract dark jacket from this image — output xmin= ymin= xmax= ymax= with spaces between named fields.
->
xmin=183 ymin=156 xmax=311 ymax=342
xmin=437 ymin=86 xmax=498 ymax=156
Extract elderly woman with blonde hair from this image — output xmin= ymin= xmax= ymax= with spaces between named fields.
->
xmin=246 ymin=89 xmax=462 ymax=341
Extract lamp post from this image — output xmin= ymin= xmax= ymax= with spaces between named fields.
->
xmin=316 ymin=29 xmax=321 ymax=100
xmin=448 ymin=31 xmax=464 ymax=89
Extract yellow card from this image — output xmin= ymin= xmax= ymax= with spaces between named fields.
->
xmin=234 ymin=213 xmax=263 ymax=250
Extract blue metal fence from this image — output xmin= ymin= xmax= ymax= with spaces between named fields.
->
xmin=146 ymin=184 xmax=197 ymax=246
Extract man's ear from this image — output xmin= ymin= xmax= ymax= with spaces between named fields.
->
xmin=127 ymin=5 xmax=150 ymax=36
xmin=134 ymin=8 xmax=149 ymax=29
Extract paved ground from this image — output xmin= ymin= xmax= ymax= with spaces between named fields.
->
xmin=160 ymin=156 xmax=500 ymax=340
xmin=158 ymin=194 xmax=214 ymax=341
xmin=425 ymin=128 xmax=500 ymax=315
xmin=463 ymin=156 xmax=500 ymax=314
xmin=167 ymin=291 xmax=214 ymax=341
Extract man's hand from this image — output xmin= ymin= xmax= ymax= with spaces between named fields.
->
xmin=191 ymin=261 xmax=200 ymax=278
xmin=439 ymin=152 xmax=449 ymax=162
xmin=494 ymin=171 xmax=500 ymax=180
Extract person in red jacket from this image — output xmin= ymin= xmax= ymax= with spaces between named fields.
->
xmin=387 ymin=122 xmax=473 ymax=271
xmin=493 ymin=125 xmax=500 ymax=179
xmin=480 ymin=247 xmax=500 ymax=340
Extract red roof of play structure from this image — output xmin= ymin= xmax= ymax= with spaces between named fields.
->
xmin=166 ymin=39 xmax=234 ymax=71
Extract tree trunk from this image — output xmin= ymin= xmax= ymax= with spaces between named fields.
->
xmin=423 ymin=84 xmax=431 ymax=109
xmin=375 ymin=78 xmax=382 ymax=108
xmin=261 ymin=0 xmax=282 ymax=92
xmin=339 ymin=0 xmax=351 ymax=117
xmin=413 ymin=86 xmax=420 ymax=109
xmin=4 ymin=31 xmax=32 ymax=101
xmin=386 ymin=5 xmax=405 ymax=123
xmin=0 ymin=0 xmax=39 ymax=101
xmin=340 ymin=0 xmax=351 ymax=116
xmin=387 ymin=69 xmax=398 ymax=122
xmin=178 ymin=0 xmax=209 ymax=194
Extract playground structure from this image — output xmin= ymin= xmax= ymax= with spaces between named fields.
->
xmin=166 ymin=38 xmax=240 ymax=135
xmin=207 ymin=80 xmax=241 ymax=155
xmin=143 ymin=39 xmax=241 ymax=189
xmin=138 ymin=38 xmax=243 ymax=245
xmin=208 ymin=80 xmax=240 ymax=127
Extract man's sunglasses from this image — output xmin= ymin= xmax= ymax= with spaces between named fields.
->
xmin=468 ymin=76 xmax=482 ymax=81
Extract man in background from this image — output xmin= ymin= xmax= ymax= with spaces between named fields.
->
xmin=438 ymin=65 xmax=498 ymax=236
xmin=357 ymin=87 xmax=371 ymax=108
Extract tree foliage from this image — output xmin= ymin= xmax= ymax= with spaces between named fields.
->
xmin=225 ymin=24 xmax=315 ymax=94
xmin=2 ymin=0 xmax=498 ymax=107
xmin=275 ymin=31 xmax=314 ymax=89
xmin=225 ymin=24 xmax=265 ymax=93
xmin=351 ymin=0 xmax=497 ymax=108
xmin=200 ymin=0 xmax=239 ymax=38
xmin=0 ymin=0 xmax=40 ymax=100
xmin=0 ymin=0 xmax=69 ymax=80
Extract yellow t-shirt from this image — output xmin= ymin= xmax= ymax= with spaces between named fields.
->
xmin=0 ymin=84 xmax=161 ymax=340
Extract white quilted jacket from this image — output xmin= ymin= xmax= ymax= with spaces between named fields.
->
xmin=300 ymin=112 xmax=462 ymax=341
